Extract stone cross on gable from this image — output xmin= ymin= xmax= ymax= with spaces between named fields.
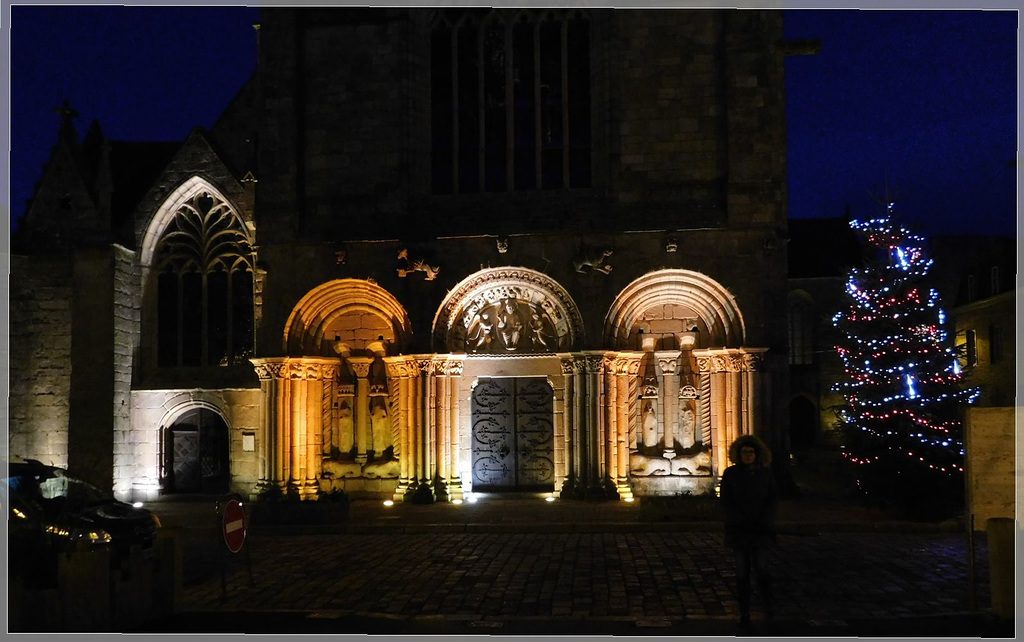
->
xmin=54 ymin=99 xmax=79 ymax=131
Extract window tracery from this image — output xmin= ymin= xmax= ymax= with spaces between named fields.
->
xmin=154 ymin=191 xmax=254 ymax=367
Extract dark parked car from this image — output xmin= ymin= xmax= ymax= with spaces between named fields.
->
xmin=4 ymin=460 xmax=161 ymax=582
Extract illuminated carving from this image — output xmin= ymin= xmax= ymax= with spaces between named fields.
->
xmin=396 ymin=248 xmax=439 ymax=280
xmin=573 ymin=246 xmax=614 ymax=274
xmin=434 ymin=267 xmax=582 ymax=353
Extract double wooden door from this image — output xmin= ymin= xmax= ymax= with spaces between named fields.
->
xmin=470 ymin=377 xmax=554 ymax=492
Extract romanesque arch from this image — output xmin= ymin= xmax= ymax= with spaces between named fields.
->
xmin=603 ymin=269 xmax=746 ymax=349
xmin=432 ymin=266 xmax=584 ymax=353
xmin=283 ymin=279 xmax=412 ymax=356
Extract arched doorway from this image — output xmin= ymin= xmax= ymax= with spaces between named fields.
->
xmin=163 ymin=407 xmax=230 ymax=494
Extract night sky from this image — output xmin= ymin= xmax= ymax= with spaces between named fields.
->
xmin=7 ymin=7 xmax=1019 ymax=239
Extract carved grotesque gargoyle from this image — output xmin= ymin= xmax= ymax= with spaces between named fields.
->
xmin=573 ymin=246 xmax=614 ymax=274
xmin=396 ymin=248 xmax=439 ymax=280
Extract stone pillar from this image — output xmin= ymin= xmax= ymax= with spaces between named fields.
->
xmin=408 ymin=357 xmax=435 ymax=503
xmin=559 ymin=355 xmax=579 ymax=498
xmin=431 ymin=358 xmax=448 ymax=501
xmin=612 ymin=353 xmax=641 ymax=500
xmin=250 ymin=357 xmax=339 ymax=499
xmin=583 ymin=352 xmax=607 ymax=499
xmin=603 ymin=357 xmax=618 ymax=489
xmin=349 ymin=357 xmax=373 ymax=465
xmin=446 ymin=358 xmax=464 ymax=500
xmin=384 ymin=356 xmax=416 ymax=501
xmin=251 ymin=359 xmax=287 ymax=493
xmin=656 ymin=352 xmax=680 ymax=457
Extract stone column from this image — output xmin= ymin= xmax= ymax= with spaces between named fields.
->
xmin=432 ymin=358 xmax=448 ymax=501
xmin=349 ymin=357 xmax=373 ymax=465
xmin=447 ymin=357 xmax=464 ymax=500
xmin=656 ymin=352 xmax=680 ymax=457
xmin=612 ymin=353 xmax=642 ymax=499
xmin=251 ymin=359 xmax=287 ymax=493
xmin=408 ymin=357 xmax=435 ymax=503
xmin=558 ymin=355 xmax=578 ymax=498
xmin=384 ymin=356 xmax=416 ymax=501
xmin=583 ymin=352 xmax=607 ymax=499
xmin=603 ymin=356 xmax=618 ymax=490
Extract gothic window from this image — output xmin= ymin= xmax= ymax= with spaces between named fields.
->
xmin=154 ymin=191 xmax=254 ymax=367
xmin=430 ymin=9 xmax=591 ymax=194
xmin=787 ymin=292 xmax=814 ymax=366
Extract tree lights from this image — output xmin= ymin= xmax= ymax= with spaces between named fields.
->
xmin=832 ymin=205 xmax=978 ymax=516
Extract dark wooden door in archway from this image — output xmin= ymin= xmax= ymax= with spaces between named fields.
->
xmin=165 ymin=408 xmax=230 ymax=493
xmin=471 ymin=378 xmax=554 ymax=492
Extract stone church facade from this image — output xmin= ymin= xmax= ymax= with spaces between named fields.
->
xmin=11 ymin=8 xmax=793 ymax=502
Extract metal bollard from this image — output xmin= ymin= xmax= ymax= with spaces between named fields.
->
xmin=986 ymin=517 xmax=1016 ymax=619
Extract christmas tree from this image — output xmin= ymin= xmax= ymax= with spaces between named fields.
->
xmin=832 ymin=204 xmax=978 ymax=517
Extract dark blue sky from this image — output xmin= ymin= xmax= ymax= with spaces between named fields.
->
xmin=7 ymin=7 xmax=1019 ymax=238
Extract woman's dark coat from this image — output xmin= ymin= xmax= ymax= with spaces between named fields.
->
xmin=720 ymin=434 xmax=779 ymax=550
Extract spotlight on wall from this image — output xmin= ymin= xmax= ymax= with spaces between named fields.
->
xmin=132 ymin=502 xmax=144 ymax=508
xmin=466 ymin=494 xmax=478 ymax=504
xmin=623 ymin=497 xmax=635 ymax=503
xmin=452 ymin=499 xmax=464 ymax=505
xmin=383 ymin=500 xmax=394 ymax=507
xmin=545 ymin=496 xmax=556 ymax=502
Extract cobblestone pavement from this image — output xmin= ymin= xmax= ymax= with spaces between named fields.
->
xmin=174 ymin=529 xmax=993 ymax=633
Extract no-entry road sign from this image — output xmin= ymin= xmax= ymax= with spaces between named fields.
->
xmin=222 ymin=498 xmax=247 ymax=553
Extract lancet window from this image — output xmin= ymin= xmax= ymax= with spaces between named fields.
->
xmin=430 ymin=9 xmax=591 ymax=194
xmin=154 ymin=191 xmax=254 ymax=367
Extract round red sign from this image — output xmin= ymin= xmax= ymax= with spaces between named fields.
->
xmin=222 ymin=499 xmax=247 ymax=553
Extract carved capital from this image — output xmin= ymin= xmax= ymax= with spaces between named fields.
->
xmin=560 ymin=358 xmax=576 ymax=375
xmin=696 ymin=356 xmax=711 ymax=374
xmin=447 ymin=359 xmax=464 ymax=376
xmin=251 ymin=359 xmax=288 ymax=381
xmin=744 ymin=353 xmax=765 ymax=371
xmin=657 ymin=357 xmax=680 ymax=376
xmin=348 ymin=357 xmax=373 ymax=378
xmin=584 ymin=355 xmax=604 ymax=374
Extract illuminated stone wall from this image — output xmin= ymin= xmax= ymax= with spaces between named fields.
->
xmin=964 ymin=406 xmax=1015 ymax=528
xmin=122 ymin=388 xmax=262 ymax=501
xmin=9 ymin=255 xmax=74 ymax=468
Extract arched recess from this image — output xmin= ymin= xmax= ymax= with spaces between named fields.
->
xmin=284 ymin=279 xmax=412 ymax=356
xmin=159 ymin=402 xmax=231 ymax=494
xmin=604 ymin=269 xmax=746 ymax=349
xmin=432 ymin=266 xmax=584 ymax=353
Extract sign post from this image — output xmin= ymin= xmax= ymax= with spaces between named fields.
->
xmin=216 ymin=494 xmax=253 ymax=597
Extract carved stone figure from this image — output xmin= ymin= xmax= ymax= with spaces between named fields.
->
xmin=642 ymin=401 xmax=658 ymax=448
xmin=497 ymin=298 xmax=523 ymax=350
xmin=629 ymin=452 xmax=671 ymax=476
xmin=322 ymin=458 xmax=363 ymax=479
xmin=369 ymin=399 xmax=391 ymax=454
xmin=529 ymin=306 xmax=553 ymax=349
xmin=396 ymin=248 xmax=439 ymax=280
xmin=573 ymin=246 xmax=614 ymax=274
xmin=670 ymin=449 xmax=712 ymax=475
xmin=496 ymin=237 xmax=509 ymax=253
xmin=466 ymin=310 xmax=495 ymax=350
xmin=363 ymin=457 xmax=399 ymax=479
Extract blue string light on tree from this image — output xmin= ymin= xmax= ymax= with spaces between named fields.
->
xmin=831 ymin=202 xmax=978 ymax=515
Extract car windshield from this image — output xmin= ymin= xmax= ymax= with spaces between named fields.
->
xmin=8 ymin=470 xmax=113 ymax=510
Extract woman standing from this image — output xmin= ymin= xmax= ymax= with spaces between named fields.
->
xmin=720 ymin=434 xmax=778 ymax=629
